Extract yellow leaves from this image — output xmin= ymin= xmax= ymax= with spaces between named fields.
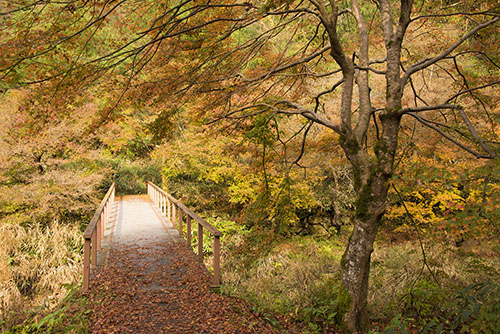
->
xmin=411 ymin=191 xmax=425 ymax=202
xmin=387 ymin=201 xmax=440 ymax=229
xmin=228 ymin=173 xmax=260 ymax=204
xmin=429 ymin=188 xmax=465 ymax=212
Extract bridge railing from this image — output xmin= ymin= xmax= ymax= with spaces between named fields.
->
xmin=82 ymin=182 xmax=115 ymax=292
xmin=147 ymin=181 xmax=221 ymax=287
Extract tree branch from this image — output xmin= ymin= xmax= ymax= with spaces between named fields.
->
xmin=408 ymin=113 xmax=493 ymax=159
xmin=402 ymin=17 xmax=500 ymax=89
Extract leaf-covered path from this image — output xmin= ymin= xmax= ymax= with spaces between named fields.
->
xmin=87 ymin=196 xmax=290 ymax=333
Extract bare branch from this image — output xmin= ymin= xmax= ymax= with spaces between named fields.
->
xmin=446 ymin=80 xmax=500 ymax=103
xmin=456 ymin=107 xmax=497 ymax=158
xmin=410 ymin=10 xmax=499 ymax=22
xmin=408 ymin=113 xmax=493 ymax=159
xmin=237 ymin=45 xmax=332 ymax=83
xmin=402 ymin=17 xmax=500 ymax=89
xmin=398 ymin=104 xmax=460 ymax=116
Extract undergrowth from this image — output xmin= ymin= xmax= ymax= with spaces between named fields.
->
xmin=0 ymin=221 xmax=84 ymax=330
xmin=3 ymin=285 xmax=89 ymax=334
xmin=222 ymin=228 xmax=500 ymax=333
xmin=223 ymin=232 xmax=348 ymax=332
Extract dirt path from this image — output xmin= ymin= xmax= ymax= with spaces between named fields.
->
xmin=88 ymin=196 xmax=290 ymax=333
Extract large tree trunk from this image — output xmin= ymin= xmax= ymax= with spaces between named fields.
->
xmin=339 ymin=114 xmax=402 ymax=334
xmin=341 ymin=175 xmax=390 ymax=333
xmin=341 ymin=221 xmax=376 ymax=332
xmin=339 ymin=106 xmax=402 ymax=334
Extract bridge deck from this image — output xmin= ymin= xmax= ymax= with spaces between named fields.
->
xmin=104 ymin=195 xmax=179 ymax=246
xmin=88 ymin=195 xmax=279 ymax=333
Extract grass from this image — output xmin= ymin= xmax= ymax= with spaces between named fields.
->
xmin=3 ymin=284 xmax=90 ymax=334
xmin=0 ymin=221 xmax=84 ymax=330
xmin=223 ymin=233 xmax=348 ymax=332
xmin=221 ymin=228 xmax=500 ymax=333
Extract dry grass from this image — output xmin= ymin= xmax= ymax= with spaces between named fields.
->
xmin=0 ymin=221 xmax=83 ymax=324
xmin=0 ymin=169 xmax=104 ymax=326
xmin=369 ymin=239 xmax=500 ymax=319
xmin=223 ymin=233 xmax=500 ymax=330
xmin=223 ymin=236 xmax=345 ymax=319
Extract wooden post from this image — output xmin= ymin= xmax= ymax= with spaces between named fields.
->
xmin=104 ymin=203 xmax=107 ymax=231
xmin=213 ymin=235 xmax=221 ymax=287
xmin=102 ymin=210 xmax=105 ymax=240
xmin=178 ymin=206 xmax=183 ymax=237
xmin=97 ymin=214 xmax=102 ymax=250
xmin=91 ymin=230 xmax=97 ymax=265
xmin=198 ymin=224 xmax=203 ymax=264
xmin=167 ymin=198 xmax=171 ymax=223
xmin=83 ymin=238 xmax=91 ymax=292
xmin=172 ymin=204 xmax=176 ymax=228
xmin=186 ymin=215 xmax=191 ymax=248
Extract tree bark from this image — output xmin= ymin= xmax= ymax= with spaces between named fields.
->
xmin=340 ymin=163 xmax=394 ymax=333
xmin=341 ymin=218 xmax=378 ymax=332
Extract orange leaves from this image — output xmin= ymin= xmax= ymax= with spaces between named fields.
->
xmin=87 ymin=241 xmax=298 ymax=333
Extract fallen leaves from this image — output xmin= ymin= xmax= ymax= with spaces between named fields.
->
xmin=87 ymin=241 xmax=301 ymax=333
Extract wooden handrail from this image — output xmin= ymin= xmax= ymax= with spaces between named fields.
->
xmin=83 ymin=182 xmax=115 ymax=292
xmin=147 ymin=181 xmax=222 ymax=287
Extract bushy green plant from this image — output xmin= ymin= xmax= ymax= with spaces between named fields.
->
xmin=454 ymin=281 xmax=500 ymax=333
xmin=371 ymin=281 xmax=500 ymax=333
xmin=400 ymin=278 xmax=446 ymax=320
xmin=106 ymin=160 xmax=161 ymax=195
xmin=303 ymin=275 xmax=351 ymax=328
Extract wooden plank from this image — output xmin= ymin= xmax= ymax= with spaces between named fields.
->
xmin=198 ymin=224 xmax=203 ymax=264
xmin=213 ymin=235 xmax=221 ymax=287
xmin=178 ymin=206 xmax=183 ymax=237
xmin=83 ymin=238 xmax=90 ymax=292
xmin=186 ymin=215 xmax=191 ymax=248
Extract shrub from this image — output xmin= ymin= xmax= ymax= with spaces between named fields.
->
xmin=106 ymin=160 xmax=161 ymax=195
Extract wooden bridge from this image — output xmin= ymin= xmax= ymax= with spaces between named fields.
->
xmin=77 ymin=182 xmax=293 ymax=333
xmin=82 ymin=182 xmax=222 ymax=292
